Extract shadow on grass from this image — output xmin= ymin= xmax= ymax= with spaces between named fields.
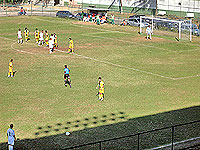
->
xmin=0 ymin=106 xmax=200 ymax=150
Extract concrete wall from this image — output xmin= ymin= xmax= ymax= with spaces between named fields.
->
xmin=66 ymin=0 xmax=200 ymax=13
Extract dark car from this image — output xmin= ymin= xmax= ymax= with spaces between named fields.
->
xmin=56 ymin=11 xmax=75 ymax=19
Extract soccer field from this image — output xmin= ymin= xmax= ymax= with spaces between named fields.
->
xmin=0 ymin=16 xmax=200 ymax=149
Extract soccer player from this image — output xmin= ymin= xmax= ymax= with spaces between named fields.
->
xmin=34 ymin=28 xmax=39 ymax=43
xmin=146 ymin=25 xmax=152 ymax=40
xmin=24 ymin=27 xmax=30 ymax=42
xmin=49 ymin=37 xmax=54 ymax=54
xmin=8 ymin=59 xmax=14 ymax=78
xmin=45 ymin=30 xmax=49 ymax=47
xmin=64 ymin=65 xmax=71 ymax=88
xmin=7 ymin=124 xmax=16 ymax=150
xmin=17 ymin=29 xmax=23 ymax=44
xmin=96 ymin=77 xmax=104 ymax=101
xmin=54 ymin=33 xmax=58 ymax=49
xmin=38 ymin=30 xmax=44 ymax=46
xmin=68 ymin=37 xmax=74 ymax=54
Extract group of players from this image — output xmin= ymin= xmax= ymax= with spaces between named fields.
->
xmin=15 ymin=28 xmax=104 ymax=100
xmin=17 ymin=28 xmax=75 ymax=54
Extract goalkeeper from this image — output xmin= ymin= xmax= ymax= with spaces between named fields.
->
xmin=146 ymin=25 xmax=152 ymax=40
xmin=64 ymin=65 xmax=71 ymax=88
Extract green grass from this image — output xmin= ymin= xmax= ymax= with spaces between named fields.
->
xmin=0 ymin=16 xmax=200 ymax=149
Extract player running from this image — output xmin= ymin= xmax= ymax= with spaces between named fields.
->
xmin=146 ymin=25 xmax=152 ymax=40
xmin=8 ymin=59 xmax=14 ymax=78
xmin=68 ymin=37 xmax=74 ymax=54
xmin=64 ymin=65 xmax=71 ymax=88
xmin=34 ymin=28 xmax=39 ymax=43
xmin=24 ymin=27 xmax=30 ymax=42
xmin=96 ymin=77 xmax=104 ymax=101
xmin=38 ymin=30 xmax=44 ymax=46
xmin=45 ymin=30 xmax=49 ymax=46
xmin=17 ymin=28 xmax=23 ymax=44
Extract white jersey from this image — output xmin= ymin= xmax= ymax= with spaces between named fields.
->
xmin=50 ymin=35 xmax=54 ymax=41
xmin=49 ymin=39 xmax=54 ymax=48
xmin=18 ymin=31 xmax=22 ymax=38
xmin=146 ymin=27 xmax=152 ymax=34
xmin=7 ymin=128 xmax=15 ymax=145
xmin=39 ymin=32 xmax=44 ymax=40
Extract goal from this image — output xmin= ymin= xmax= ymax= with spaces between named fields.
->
xmin=140 ymin=16 xmax=192 ymax=42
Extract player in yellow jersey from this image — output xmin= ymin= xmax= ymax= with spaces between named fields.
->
xmin=8 ymin=59 xmax=14 ymax=78
xmin=54 ymin=33 xmax=58 ymax=49
xmin=24 ymin=27 xmax=30 ymax=42
xmin=34 ymin=28 xmax=39 ymax=43
xmin=68 ymin=37 xmax=74 ymax=54
xmin=96 ymin=77 xmax=105 ymax=101
xmin=45 ymin=30 xmax=49 ymax=46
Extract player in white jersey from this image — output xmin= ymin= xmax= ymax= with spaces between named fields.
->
xmin=50 ymin=33 xmax=54 ymax=42
xmin=49 ymin=37 xmax=54 ymax=54
xmin=7 ymin=124 xmax=16 ymax=150
xmin=17 ymin=29 xmax=23 ymax=44
xmin=38 ymin=30 xmax=44 ymax=46
xmin=146 ymin=25 xmax=152 ymax=40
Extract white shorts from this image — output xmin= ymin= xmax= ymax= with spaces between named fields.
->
xmin=147 ymin=32 xmax=151 ymax=35
xmin=39 ymin=37 xmax=44 ymax=41
xmin=18 ymin=36 xmax=22 ymax=39
xmin=8 ymin=138 xmax=14 ymax=145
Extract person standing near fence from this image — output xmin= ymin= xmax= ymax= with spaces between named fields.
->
xmin=7 ymin=124 xmax=16 ymax=150
xmin=111 ymin=14 xmax=115 ymax=25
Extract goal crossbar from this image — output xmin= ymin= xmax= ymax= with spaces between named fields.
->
xmin=140 ymin=16 xmax=192 ymax=41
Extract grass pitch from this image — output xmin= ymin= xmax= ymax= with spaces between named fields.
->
xmin=0 ymin=16 xmax=200 ymax=149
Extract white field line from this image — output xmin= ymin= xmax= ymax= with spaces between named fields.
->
xmin=179 ymin=48 xmax=200 ymax=52
xmin=1 ymin=36 xmax=199 ymax=80
xmin=10 ymin=42 xmax=73 ymax=59
xmin=174 ymin=74 xmax=200 ymax=80
xmin=54 ymin=49 xmax=175 ymax=80
xmin=149 ymin=136 xmax=200 ymax=150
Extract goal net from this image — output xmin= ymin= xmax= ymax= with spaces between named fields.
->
xmin=140 ymin=16 xmax=192 ymax=41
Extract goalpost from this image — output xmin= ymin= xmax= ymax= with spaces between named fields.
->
xmin=140 ymin=16 xmax=192 ymax=42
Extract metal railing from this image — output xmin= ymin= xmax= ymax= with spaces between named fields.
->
xmin=64 ymin=120 xmax=200 ymax=150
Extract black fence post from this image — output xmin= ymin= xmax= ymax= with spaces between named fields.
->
xmin=137 ymin=133 xmax=140 ymax=150
xmin=171 ymin=126 xmax=174 ymax=150
xmin=99 ymin=141 xmax=102 ymax=150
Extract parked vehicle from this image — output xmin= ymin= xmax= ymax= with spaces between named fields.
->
xmin=56 ymin=11 xmax=75 ymax=19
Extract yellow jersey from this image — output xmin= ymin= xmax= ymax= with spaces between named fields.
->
xmin=35 ymin=30 xmax=39 ymax=38
xmin=45 ymin=32 xmax=49 ymax=40
xmin=69 ymin=40 xmax=74 ymax=48
xmin=99 ymin=80 xmax=104 ymax=93
xmin=9 ymin=62 xmax=13 ymax=71
xmin=24 ymin=30 xmax=29 ymax=37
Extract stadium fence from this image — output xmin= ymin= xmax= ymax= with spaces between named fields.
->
xmin=63 ymin=120 xmax=200 ymax=150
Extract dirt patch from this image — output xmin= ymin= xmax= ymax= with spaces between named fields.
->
xmin=73 ymin=21 xmax=108 ymax=26
xmin=130 ymin=35 xmax=170 ymax=43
